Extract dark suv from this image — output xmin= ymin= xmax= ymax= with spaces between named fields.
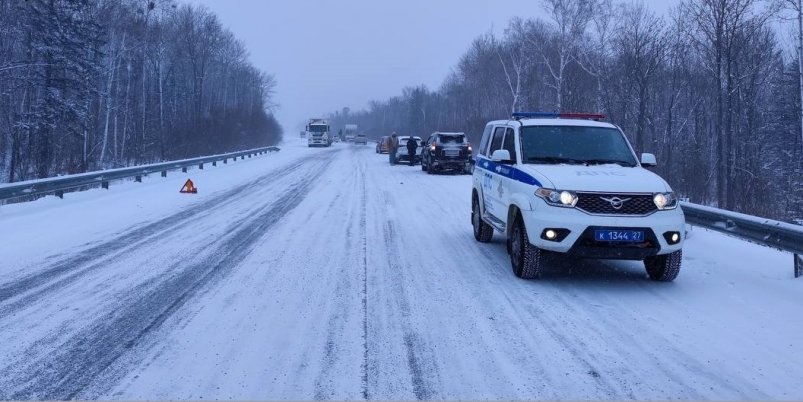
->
xmin=421 ymin=132 xmax=472 ymax=174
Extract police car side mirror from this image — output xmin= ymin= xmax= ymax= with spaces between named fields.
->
xmin=491 ymin=149 xmax=512 ymax=163
xmin=641 ymin=153 xmax=657 ymax=167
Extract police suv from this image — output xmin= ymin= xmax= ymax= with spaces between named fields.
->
xmin=471 ymin=112 xmax=684 ymax=281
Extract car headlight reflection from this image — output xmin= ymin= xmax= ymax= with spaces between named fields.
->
xmin=535 ymin=188 xmax=578 ymax=207
xmin=653 ymin=192 xmax=678 ymax=210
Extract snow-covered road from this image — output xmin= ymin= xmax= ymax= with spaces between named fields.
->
xmin=1 ymin=143 xmax=801 ymax=400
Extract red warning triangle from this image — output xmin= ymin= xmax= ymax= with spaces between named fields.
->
xmin=180 ymin=179 xmax=198 ymax=194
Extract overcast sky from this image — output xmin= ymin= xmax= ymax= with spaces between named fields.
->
xmin=186 ymin=0 xmax=677 ymax=133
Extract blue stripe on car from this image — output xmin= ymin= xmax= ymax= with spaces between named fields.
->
xmin=477 ymin=156 xmax=542 ymax=187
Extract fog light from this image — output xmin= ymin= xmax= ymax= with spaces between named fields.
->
xmin=663 ymin=231 xmax=682 ymax=245
xmin=541 ymin=228 xmax=570 ymax=242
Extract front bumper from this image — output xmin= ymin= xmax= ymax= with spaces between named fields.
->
xmin=521 ymin=203 xmax=684 ymax=258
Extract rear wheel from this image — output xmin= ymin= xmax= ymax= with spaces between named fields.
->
xmin=472 ymin=196 xmax=493 ymax=243
xmin=510 ymin=214 xmax=542 ymax=279
xmin=644 ymin=250 xmax=682 ymax=282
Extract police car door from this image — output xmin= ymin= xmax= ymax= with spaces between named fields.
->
xmin=497 ymin=127 xmax=518 ymax=226
xmin=482 ymin=126 xmax=508 ymax=222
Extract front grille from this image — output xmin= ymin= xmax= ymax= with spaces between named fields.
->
xmin=575 ymin=192 xmax=657 ymax=216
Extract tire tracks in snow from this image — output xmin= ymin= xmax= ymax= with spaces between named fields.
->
xmin=377 ymin=189 xmax=440 ymax=400
xmin=360 ymin=163 xmax=369 ymax=401
xmin=469 ymin=237 xmax=751 ymax=398
xmin=0 ymin=152 xmax=336 ymax=400
xmin=0 ymin=157 xmax=311 ymax=318
xmin=309 ymin=148 xmax=370 ymax=400
xmin=310 ymin=158 xmax=358 ymax=400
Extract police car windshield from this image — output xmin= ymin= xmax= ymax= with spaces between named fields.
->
xmin=520 ymin=126 xmax=637 ymax=167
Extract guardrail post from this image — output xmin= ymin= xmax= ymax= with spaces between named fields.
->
xmin=248 ymin=154 xmax=252 ymax=158
xmin=198 ymin=163 xmax=204 ymax=170
xmin=212 ymin=161 xmax=217 ymax=167
xmin=241 ymin=155 xmax=245 ymax=160
xmin=161 ymin=170 xmax=167 ymax=177
xmin=796 ymin=254 xmax=802 ymax=278
xmin=135 ymin=175 xmax=142 ymax=183
xmin=101 ymin=181 xmax=109 ymax=190
xmin=55 ymin=190 xmax=64 ymax=199
xmin=182 ymin=167 xmax=187 ymax=173
xmin=223 ymin=158 xmax=227 ymax=164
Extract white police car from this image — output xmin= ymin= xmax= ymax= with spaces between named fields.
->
xmin=471 ymin=112 xmax=684 ymax=281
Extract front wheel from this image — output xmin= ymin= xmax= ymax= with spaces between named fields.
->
xmin=510 ymin=214 xmax=542 ymax=279
xmin=644 ymin=250 xmax=682 ymax=282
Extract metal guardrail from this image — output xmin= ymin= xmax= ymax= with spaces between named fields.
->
xmin=681 ymin=202 xmax=803 ymax=278
xmin=0 ymin=146 xmax=280 ymax=202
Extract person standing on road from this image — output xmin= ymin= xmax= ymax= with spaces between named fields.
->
xmin=406 ymin=137 xmax=418 ymax=166
xmin=388 ymin=133 xmax=398 ymax=165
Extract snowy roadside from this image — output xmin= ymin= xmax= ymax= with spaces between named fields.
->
xmin=0 ymin=141 xmax=321 ymax=277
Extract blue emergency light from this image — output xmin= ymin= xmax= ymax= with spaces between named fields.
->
xmin=511 ymin=112 xmax=559 ymax=119
xmin=512 ymin=112 xmax=606 ymax=121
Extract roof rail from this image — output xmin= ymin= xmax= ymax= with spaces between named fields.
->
xmin=511 ymin=112 xmax=606 ymax=121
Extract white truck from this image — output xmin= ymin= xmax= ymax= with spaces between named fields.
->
xmin=344 ymin=124 xmax=358 ymax=142
xmin=307 ymin=118 xmax=331 ymax=147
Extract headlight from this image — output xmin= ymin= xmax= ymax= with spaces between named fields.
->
xmin=535 ymin=188 xmax=578 ymax=207
xmin=653 ymin=192 xmax=678 ymax=210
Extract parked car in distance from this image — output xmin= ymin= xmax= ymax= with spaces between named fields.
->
xmin=421 ymin=132 xmax=472 ymax=174
xmin=376 ymin=136 xmax=389 ymax=153
xmin=395 ymin=136 xmax=423 ymax=164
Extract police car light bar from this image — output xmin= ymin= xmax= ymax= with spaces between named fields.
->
xmin=511 ymin=112 xmax=606 ymax=121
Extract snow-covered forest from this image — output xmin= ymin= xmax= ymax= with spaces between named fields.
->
xmin=0 ymin=0 xmax=282 ymax=183
xmin=329 ymin=0 xmax=803 ymax=222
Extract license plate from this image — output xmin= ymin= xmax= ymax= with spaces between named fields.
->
xmin=444 ymin=149 xmax=460 ymax=156
xmin=594 ymin=230 xmax=644 ymax=242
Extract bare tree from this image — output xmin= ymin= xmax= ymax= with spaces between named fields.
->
xmin=535 ymin=0 xmax=595 ymax=111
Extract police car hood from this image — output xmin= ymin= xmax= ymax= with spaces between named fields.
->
xmin=519 ymin=164 xmax=671 ymax=193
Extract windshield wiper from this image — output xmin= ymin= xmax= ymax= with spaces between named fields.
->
xmin=583 ymin=159 xmax=636 ymax=167
xmin=527 ymin=156 xmax=587 ymax=165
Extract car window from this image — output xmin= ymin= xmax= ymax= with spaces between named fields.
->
xmin=489 ymin=127 xmax=506 ymax=154
xmin=479 ymin=124 xmax=493 ymax=156
xmin=440 ymin=135 xmax=465 ymax=144
xmin=503 ymin=128 xmax=517 ymax=163
xmin=519 ymin=125 xmax=637 ymax=166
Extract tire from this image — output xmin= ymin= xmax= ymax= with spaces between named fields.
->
xmin=510 ymin=213 xmax=542 ymax=279
xmin=472 ymin=195 xmax=494 ymax=243
xmin=644 ymin=250 xmax=682 ymax=282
